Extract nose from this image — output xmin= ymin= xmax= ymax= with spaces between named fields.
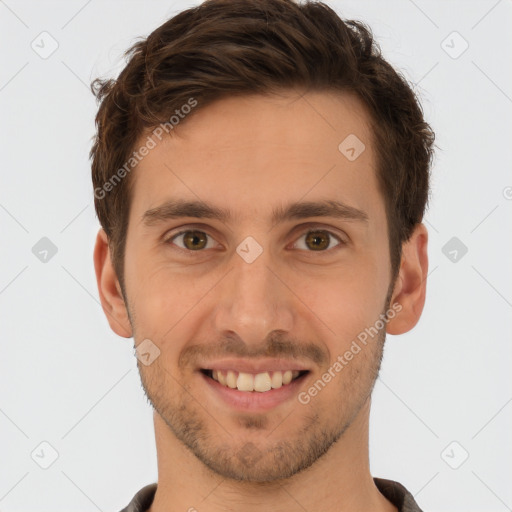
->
xmin=212 ymin=243 xmax=294 ymax=348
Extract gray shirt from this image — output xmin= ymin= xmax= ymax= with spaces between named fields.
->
xmin=119 ymin=478 xmax=424 ymax=511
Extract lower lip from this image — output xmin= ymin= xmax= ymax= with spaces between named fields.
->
xmin=199 ymin=371 xmax=309 ymax=412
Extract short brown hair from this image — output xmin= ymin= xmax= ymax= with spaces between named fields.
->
xmin=90 ymin=0 xmax=435 ymax=292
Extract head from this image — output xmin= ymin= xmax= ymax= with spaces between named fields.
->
xmin=92 ymin=0 xmax=434 ymax=483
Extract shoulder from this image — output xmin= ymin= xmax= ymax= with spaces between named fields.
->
xmin=118 ymin=483 xmax=157 ymax=512
xmin=374 ymin=477 xmax=424 ymax=512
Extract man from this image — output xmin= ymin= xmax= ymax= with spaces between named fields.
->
xmin=90 ymin=0 xmax=434 ymax=510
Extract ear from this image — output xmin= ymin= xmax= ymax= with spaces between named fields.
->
xmin=93 ymin=228 xmax=133 ymax=338
xmin=386 ymin=222 xmax=429 ymax=335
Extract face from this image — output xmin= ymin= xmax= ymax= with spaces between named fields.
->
xmin=119 ymin=90 xmax=398 ymax=481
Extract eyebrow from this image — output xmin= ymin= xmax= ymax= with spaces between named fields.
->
xmin=142 ymin=198 xmax=369 ymax=227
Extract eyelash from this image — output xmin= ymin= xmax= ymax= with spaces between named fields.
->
xmin=164 ymin=226 xmax=346 ymax=256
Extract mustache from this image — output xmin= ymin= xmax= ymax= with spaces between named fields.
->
xmin=178 ymin=332 xmax=328 ymax=369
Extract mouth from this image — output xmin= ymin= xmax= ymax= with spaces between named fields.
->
xmin=200 ymin=368 xmax=309 ymax=392
xmin=199 ymin=367 xmax=310 ymax=412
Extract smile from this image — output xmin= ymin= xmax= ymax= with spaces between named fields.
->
xmin=201 ymin=369 xmax=308 ymax=392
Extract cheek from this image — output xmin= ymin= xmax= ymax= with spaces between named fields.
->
xmin=127 ymin=259 xmax=214 ymax=346
xmin=298 ymin=261 xmax=388 ymax=352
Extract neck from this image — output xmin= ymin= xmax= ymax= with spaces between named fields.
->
xmin=147 ymin=398 xmax=397 ymax=512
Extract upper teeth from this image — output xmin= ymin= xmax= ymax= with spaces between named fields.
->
xmin=211 ymin=370 xmax=301 ymax=392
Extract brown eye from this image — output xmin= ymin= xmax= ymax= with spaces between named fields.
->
xmin=294 ymin=230 xmax=342 ymax=252
xmin=183 ymin=230 xmax=207 ymax=250
xmin=169 ymin=230 xmax=214 ymax=251
xmin=305 ymin=231 xmax=330 ymax=250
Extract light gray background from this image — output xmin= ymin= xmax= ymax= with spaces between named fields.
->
xmin=1 ymin=1 xmax=511 ymax=511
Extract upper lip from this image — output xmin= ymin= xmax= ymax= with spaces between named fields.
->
xmin=197 ymin=358 xmax=311 ymax=374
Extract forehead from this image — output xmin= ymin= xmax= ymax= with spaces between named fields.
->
xmin=129 ymin=90 xmax=381 ymax=225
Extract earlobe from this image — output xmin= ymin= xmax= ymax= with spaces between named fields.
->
xmin=93 ymin=229 xmax=133 ymax=338
xmin=386 ymin=223 xmax=429 ymax=335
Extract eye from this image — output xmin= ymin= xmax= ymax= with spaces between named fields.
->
xmin=166 ymin=229 xmax=218 ymax=252
xmin=292 ymin=229 xmax=344 ymax=252
xmin=165 ymin=227 xmax=345 ymax=254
